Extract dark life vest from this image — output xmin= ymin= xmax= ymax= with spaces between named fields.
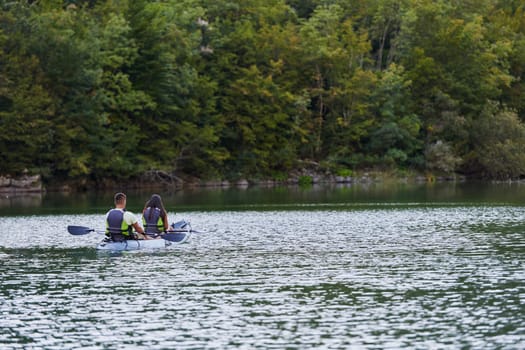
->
xmin=106 ymin=209 xmax=132 ymax=241
xmin=143 ymin=207 xmax=164 ymax=234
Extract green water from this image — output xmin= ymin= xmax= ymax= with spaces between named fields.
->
xmin=2 ymin=181 xmax=525 ymax=216
xmin=0 ymin=182 xmax=524 ymax=349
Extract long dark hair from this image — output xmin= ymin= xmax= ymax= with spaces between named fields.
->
xmin=144 ymin=194 xmax=166 ymax=220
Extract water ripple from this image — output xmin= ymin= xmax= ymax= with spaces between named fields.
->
xmin=0 ymin=207 xmax=524 ymax=348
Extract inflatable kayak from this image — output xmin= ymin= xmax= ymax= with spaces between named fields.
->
xmin=96 ymin=220 xmax=192 ymax=251
xmin=68 ymin=220 xmax=193 ymax=251
xmin=96 ymin=231 xmax=190 ymax=251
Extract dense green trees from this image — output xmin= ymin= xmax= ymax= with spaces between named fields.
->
xmin=1 ymin=0 xmax=525 ymax=184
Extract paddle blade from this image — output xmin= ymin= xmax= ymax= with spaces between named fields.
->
xmin=67 ymin=225 xmax=95 ymax=235
xmin=171 ymin=220 xmax=189 ymax=230
xmin=161 ymin=232 xmax=189 ymax=243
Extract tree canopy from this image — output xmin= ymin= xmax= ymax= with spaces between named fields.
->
xmin=1 ymin=0 xmax=525 ymax=184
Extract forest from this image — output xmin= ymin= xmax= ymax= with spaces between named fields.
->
xmin=1 ymin=0 xmax=525 ymax=186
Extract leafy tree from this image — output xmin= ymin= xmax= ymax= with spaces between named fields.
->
xmin=468 ymin=104 xmax=525 ymax=179
xmin=201 ymin=0 xmax=302 ymax=177
xmin=123 ymin=0 xmax=225 ymax=178
xmin=491 ymin=1 xmax=525 ymax=119
xmin=425 ymin=141 xmax=461 ymax=174
xmin=298 ymin=5 xmax=371 ymax=158
xmin=285 ymin=0 xmax=320 ymax=18
xmin=398 ymin=0 xmax=513 ymax=174
xmin=367 ymin=64 xmax=422 ymax=168
xmin=366 ymin=0 xmax=407 ymax=70
xmin=298 ymin=4 xmax=377 ymax=171
xmin=0 ymin=5 xmax=54 ymax=176
xmin=399 ymin=0 xmax=511 ymax=114
xmin=23 ymin=4 xmax=108 ymax=179
xmin=221 ymin=64 xmax=297 ymax=177
xmin=90 ymin=4 xmax=153 ymax=180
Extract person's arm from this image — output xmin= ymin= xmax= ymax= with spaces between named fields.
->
xmin=132 ymin=221 xmax=144 ymax=234
xmin=125 ymin=212 xmax=144 ymax=234
xmin=163 ymin=213 xmax=170 ymax=232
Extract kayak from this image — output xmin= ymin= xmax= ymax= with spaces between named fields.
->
xmin=96 ymin=220 xmax=192 ymax=251
xmin=68 ymin=220 xmax=195 ymax=251
xmin=96 ymin=232 xmax=190 ymax=251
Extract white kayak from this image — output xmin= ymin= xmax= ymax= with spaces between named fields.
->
xmin=96 ymin=232 xmax=190 ymax=251
xmin=68 ymin=220 xmax=195 ymax=251
xmin=96 ymin=220 xmax=192 ymax=251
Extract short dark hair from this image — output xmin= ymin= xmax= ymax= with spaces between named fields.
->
xmin=114 ymin=192 xmax=126 ymax=205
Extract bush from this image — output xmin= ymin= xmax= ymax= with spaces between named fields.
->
xmin=298 ymin=175 xmax=313 ymax=186
xmin=336 ymin=168 xmax=353 ymax=177
xmin=425 ymin=141 xmax=461 ymax=173
xmin=469 ymin=107 xmax=525 ymax=179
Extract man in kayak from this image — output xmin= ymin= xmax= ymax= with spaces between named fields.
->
xmin=105 ymin=192 xmax=149 ymax=241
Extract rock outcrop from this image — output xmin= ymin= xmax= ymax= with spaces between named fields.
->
xmin=0 ymin=175 xmax=42 ymax=193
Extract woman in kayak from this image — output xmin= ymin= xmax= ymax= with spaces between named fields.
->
xmin=142 ymin=194 xmax=173 ymax=237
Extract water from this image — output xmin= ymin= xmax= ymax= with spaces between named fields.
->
xmin=0 ymin=183 xmax=524 ymax=349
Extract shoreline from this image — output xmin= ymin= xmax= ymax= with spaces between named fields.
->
xmin=6 ymin=171 xmax=525 ymax=194
xmin=1 ymin=171 xmax=469 ymax=194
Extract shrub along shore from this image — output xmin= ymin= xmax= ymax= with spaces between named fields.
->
xmin=1 ymin=169 xmax=466 ymax=194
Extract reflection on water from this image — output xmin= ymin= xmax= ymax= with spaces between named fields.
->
xmin=2 ymin=181 xmax=525 ymax=216
xmin=0 ymin=207 xmax=524 ymax=349
xmin=0 ymin=192 xmax=42 ymax=210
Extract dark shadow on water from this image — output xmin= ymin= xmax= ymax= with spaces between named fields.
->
xmin=2 ymin=181 xmax=525 ymax=216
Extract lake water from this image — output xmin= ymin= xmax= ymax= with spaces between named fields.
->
xmin=0 ymin=182 xmax=524 ymax=349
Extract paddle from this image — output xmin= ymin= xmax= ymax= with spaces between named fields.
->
xmin=67 ymin=225 xmax=103 ymax=235
xmin=67 ymin=225 xmax=193 ymax=242
xmin=170 ymin=220 xmax=205 ymax=234
xmin=146 ymin=227 xmax=199 ymax=242
xmin=156 ymin=232 xmax=188 ymax=243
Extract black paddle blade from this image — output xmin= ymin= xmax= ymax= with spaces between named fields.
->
xmin=171 ymin=220 xmax=189 ymax=230
xmin=161 ymin=232 xmax=188 ymax=242
xmin=67 ymin=225 xmax=95 ymax=235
